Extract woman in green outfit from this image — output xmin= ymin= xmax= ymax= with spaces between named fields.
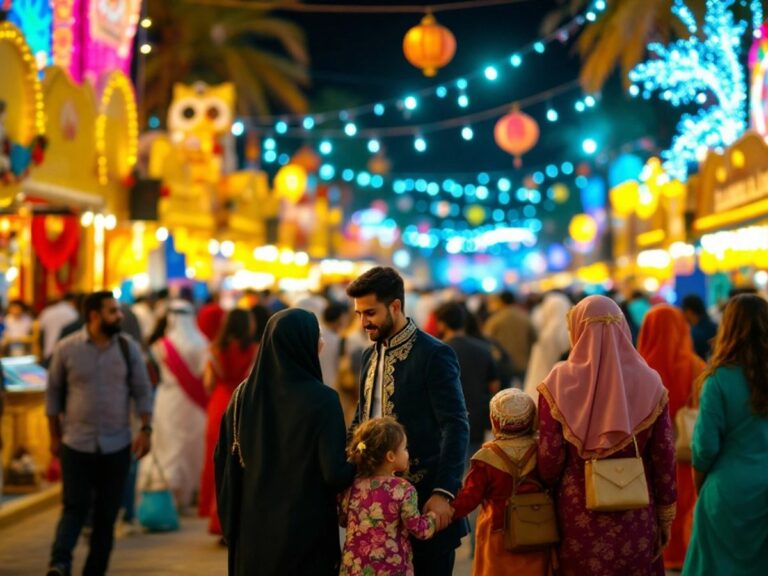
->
xmin=683 ymin=294 xmax=768 ymax=575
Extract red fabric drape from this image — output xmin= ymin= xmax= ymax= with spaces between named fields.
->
xmin=31 ymin=215 xmax=80 ymax=271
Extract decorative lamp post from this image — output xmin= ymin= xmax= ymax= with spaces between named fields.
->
xmin=275 ymin=164 xmax=307 ymax=203
xmin=403 ymin=13 xmax=456 ymax=77
xmin=494 ymin=107 xmax=539 ymax=168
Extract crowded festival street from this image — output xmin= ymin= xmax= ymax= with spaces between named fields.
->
xmin=2 ymin=0 xmax=768 ymax=575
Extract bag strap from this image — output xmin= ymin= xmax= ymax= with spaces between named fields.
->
xmin=592 ymin=434 xmax=641 ymax=462
xmin=488 ymin=443 xmax=538 ymax=494
xmin=231 ymin=381 xmax=246 ymax=468
xmin=117 ymin=335 xmax=132 ymax=383
xmin=140 ymin=451 xmax=170 ymax=491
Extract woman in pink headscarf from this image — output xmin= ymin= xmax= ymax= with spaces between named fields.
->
xmin=537 ymin=295 xmax=677 ymax=576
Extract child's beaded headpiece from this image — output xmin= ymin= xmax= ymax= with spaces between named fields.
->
xmin=490 ymin=388 xmax=536 ymax=437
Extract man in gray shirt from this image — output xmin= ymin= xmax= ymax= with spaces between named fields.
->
xmin=45 ymin=291 xmax=153 ymax=576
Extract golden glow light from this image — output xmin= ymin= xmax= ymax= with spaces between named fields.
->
xmin=609 ymin=180 xmax=640 ymax=216
xmin=569 ymin=213 xmax=598 ymax=243
xmin=96 ymin=72 xmax=139 ymax=186
xmin=274 ymin=164 xmax=308 ymax=203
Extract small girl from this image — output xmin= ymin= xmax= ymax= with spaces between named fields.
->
xmin=451 ymin=388 xmax=554 ymax=576
xmin=340 ymin=416 xmax=436 ymax=576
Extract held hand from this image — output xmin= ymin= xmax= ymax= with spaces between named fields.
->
xmin=132 ymin=431 xmax=151 ymax=460
xmin=423 ymin=494 xmax=453 ymax=531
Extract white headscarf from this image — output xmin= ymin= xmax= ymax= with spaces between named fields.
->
xmin=524 ymin=292 xmax=572 ymax=403
xmin=165 ymin=299 xmax=209 ymax=376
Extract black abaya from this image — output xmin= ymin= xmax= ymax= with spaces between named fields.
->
xmin=215 ymin=308 xmax=354 ymax=576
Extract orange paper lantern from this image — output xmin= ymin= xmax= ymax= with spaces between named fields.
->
xmin=494 ymin=109 xmax=539 ymax=168
xmin=403 ymin=13 xmax=456 ymax=77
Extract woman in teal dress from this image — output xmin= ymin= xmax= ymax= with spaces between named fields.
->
xmin=683 ymin=294 xmax=768 ymax=575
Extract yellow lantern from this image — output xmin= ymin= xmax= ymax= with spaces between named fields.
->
xmin=274 ymin=164 xmax=307 ymax=203
xmin=609 ymin=181 xmax=640 ymax=216
xmin=569 ymin=213 xmax=598 ymax=243
xmin=403 ymin=13 xmax=456 ymax=77
xmin=465 ymin=204 xmax=486 ymax=226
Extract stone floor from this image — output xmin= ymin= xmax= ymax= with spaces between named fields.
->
xmin=0 ymin=505 xmax=473 ymax=575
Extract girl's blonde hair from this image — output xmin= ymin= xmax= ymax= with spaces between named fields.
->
xmin=347 ymin=416 xmax=406 ymax=477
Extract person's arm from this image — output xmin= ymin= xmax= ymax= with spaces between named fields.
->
xmin=425 ymin=345 xmax=469 ymax=499
xmin=127 ymin=340 xmax=153 ymax=459
xmin=691 ymin=373 xmax=726 ymax=490
xmin=450 ymin=461 xmax=489 ymax=519
xmin=45 ymin=344 xmax=67 ymax=456
xmin=648 ymin=404 xmax=677 ymax=559
xmin=536 ymin=392 xmax=567 ymax=485
xmin=400 ymin=482 xmax=437 ymax=539
xmin=318 ymin=392 xmax=355 ymax=491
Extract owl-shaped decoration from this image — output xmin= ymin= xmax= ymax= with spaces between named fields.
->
xmin=167 ymin=82 xmax=235 ymax=160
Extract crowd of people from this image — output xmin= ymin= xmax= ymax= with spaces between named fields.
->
xmin=1 ymin=266 xmax=762 ymax=576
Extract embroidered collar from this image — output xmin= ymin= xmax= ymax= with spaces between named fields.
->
xmin=385 ymin=318 xmax=417 ymax=350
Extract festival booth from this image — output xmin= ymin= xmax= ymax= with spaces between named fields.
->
xmin=608 ymin=156 xmax=691 ymax=296
xmin=690 ymin=131 xmax=768 ymax=297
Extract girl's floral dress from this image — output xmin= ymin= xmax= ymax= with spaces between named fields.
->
xmin=339 ymin=476 xmax=436 ymax=576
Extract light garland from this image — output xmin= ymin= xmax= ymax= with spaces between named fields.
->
xmin=628 ymin=0 xmax=762 ymax=181
xmin=95 ymin=72 xmax=139 ymax=186
xmin=0 ymin=22 xmax=46 ymax=140
xmin=235 ymin=1 xmax=606 ymax=130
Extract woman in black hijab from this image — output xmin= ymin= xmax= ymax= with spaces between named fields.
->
xmin=215 ymin=308 xmax=354 ymax=575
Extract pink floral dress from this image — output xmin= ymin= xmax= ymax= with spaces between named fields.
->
xmin=339 ymin=476 xmax=436 ymax=576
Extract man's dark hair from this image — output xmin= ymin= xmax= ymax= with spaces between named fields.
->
xmin=681 ymin=294 xmax=707 ymax=317
xmin=498 ymin=290 xmax=516 ymax=305
xmin=323 ymin=302 xmax=348 ymax=325
xmin=433 ymin=302 xmax=467 ymax=332
xmin=83 ymin=291 xmax=116 ymax=319
xmin=346 ymin=267 xmax=405 ymax=307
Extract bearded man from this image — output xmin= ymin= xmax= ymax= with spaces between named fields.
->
xmin=346 ymin=267 xmax=469 ymax=576
xmin=45 ymin=291 xmax=153 ymax=576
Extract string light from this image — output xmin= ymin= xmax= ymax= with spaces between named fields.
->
xmin=303 ymin=117 xmax=315 ymax=130
xmin=414 ymin=136 xmax=427 ymax=152
xmin=546 ymin=108 xmax=559 ymax=122
xmin=96 ymin=72 xmax=138 ymax=186
xmin=457 ymin=94 xmax=469 ymax=108
xmin=404 ymin=96 xmax=418 ymax=110
xmin=484 ymin=66 xmax=499 ymax=81
xmin=319 ymin=140 xmax=333 ymax=154
xmin=367 ymin=139 xmax=381 ymax=153
xmin=461 ymin=126 xmax=474 ymax=140
xmin=344 ymin=122 xmax=358 ymax=136
xmin=628 ymin=0 xmax=761 ymax=180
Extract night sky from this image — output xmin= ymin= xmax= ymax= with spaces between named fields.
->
xmin=277 ymin=0 xmax=670 ymax=177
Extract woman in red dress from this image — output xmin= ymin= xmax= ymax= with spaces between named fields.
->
xmin=638 ymin=304 xmax=706 ymax=571
xmin=537 ymin=295 xmax=677 ymax=576
xmin=198 ymin=309 xmax=259 ymax=534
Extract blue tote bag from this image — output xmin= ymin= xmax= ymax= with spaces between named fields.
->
xmin=137 ymin=453 xmax=180 ymax=532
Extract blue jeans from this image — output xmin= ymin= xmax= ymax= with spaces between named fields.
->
xmin=121 ymin=456 xmax=138 ymax=522
xmin=49 ymin=445 xmax=131 ymax=576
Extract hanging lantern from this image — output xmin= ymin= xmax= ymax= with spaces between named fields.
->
xmin=368 ymin=152 xmax=391 ymax=175
xmin=494 ymin=108 xmax=539 ymax=168
xmin=610 ymin=180 xmax=640 ymax=216
xmin=291 ymin=145 xmax=321 ymax=173
xmin=403 ymin=13 xmax=456 ymax=77
xmin=274 ymin=164 xmax=307 ymax=203
xmin=569 ymin=213 xmax=598 ymax=244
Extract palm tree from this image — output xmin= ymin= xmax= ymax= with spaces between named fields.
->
xmin=141 ymin=0 xmax=310 ymax=126
xmin=542 ymin=0 xmax=706 ymax=93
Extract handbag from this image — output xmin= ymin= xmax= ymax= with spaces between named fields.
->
xmin=585 ymin=435 xmax=650 ymax=512
xmin=489 ymin=443 xmax=559 ymax=552
xmin=137 ymin=453 xmax=179 ymax=532
xmin=674 ymin=406 xmax=698 ymax=463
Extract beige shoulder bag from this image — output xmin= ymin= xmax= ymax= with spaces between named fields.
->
xmin=585 ymin=435 xmax=650 ymax=511
xmin=489 ymin=443 xmax=559 ymax=552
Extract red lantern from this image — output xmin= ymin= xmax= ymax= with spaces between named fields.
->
xmin=403 ymin=13 xmax=456 ymax=77
xmin=291 ymin=145 xmax=321 ymax=173
xmin=494 ymin=108 xmax=540 ymax=168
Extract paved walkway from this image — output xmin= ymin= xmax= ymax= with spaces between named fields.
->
xmin=0 ymin=505 xmax=473 ymax=575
